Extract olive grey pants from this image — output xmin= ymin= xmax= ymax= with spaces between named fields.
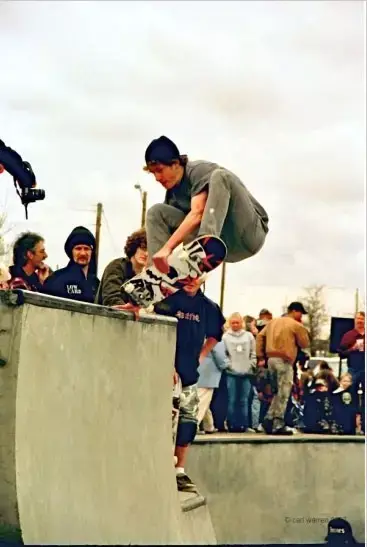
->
xmin=265 ymin=357 xmax=294 ymax=430
xmin=146 ymin=168 xmax=268 ymax=263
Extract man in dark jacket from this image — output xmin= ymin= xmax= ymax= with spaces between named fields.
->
xmin=43 ymin=226 xmax=99 ymax=303
xmin=96 ymin=228 xmax=148 ymax=307
xmin=155 ymin=277 xmax=225 ymax=493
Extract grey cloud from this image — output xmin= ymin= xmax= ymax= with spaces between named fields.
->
xmin=0 ymin=0 xmax=364 ymax=295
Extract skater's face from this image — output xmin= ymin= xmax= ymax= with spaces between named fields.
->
xmin=72 ymin=245 xmax=92 ymax=267
xmin=147 ymin=162 xmax=183 ymax=190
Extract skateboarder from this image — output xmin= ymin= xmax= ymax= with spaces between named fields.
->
xmin=155 ymin=276 xmax=225 ymax=492
xmin=143 ymin=136 xmax=269 ymax=273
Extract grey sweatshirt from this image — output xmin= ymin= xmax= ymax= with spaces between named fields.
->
xmin=223 ymin=329 xmax=257 ymax=376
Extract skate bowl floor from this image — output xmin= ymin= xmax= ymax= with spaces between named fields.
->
xmin=188 ymin=433 xmax=365 ymax=544
xmin=0 ymin=291 xmax=216 ymax=545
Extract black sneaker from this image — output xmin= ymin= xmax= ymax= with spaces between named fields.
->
xmin=176 ymin=473 xmax=198 ymax=493
xmin=272 ymin=426 xmax=294 ymax=435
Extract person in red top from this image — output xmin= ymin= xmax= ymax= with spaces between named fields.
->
xmin=8 ymin=232 xmax=50 ymax=292
xmin=339 ymin=311 xmax=365 ymax=433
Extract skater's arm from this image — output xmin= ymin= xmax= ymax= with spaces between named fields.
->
xmin=163 ymin=191 xmax=208 ymax=252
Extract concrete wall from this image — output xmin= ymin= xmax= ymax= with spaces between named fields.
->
xmin=0 ymin=291 xmax=216 ymax=545
xmin=188 ymin=436 xmax=365 ymax=544
xmin=0 ymin=301 xmax=22 ymax=532
xmin=1 ymin=290 xmax=364 ymax=545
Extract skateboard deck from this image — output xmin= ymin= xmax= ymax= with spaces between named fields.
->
xmin=122 ymin=235 xmax=227 ymax=309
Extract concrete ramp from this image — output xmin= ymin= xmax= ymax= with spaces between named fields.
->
xmin=188 ymin=435 xmax=365 ymax=544
xmin=0 ymin=291 xmax=216 ymax=545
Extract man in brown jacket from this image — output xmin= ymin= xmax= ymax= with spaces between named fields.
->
xmin=256 ymin=302 xmax=310 ymax=435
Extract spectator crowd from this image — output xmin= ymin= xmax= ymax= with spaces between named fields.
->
xmin=0 ymin=227 xmax=365 ymax=439
xmin=0 ymin=228 xmax=365 ymax=490
xmin=198 ymin=308 xmax=365 ymax=437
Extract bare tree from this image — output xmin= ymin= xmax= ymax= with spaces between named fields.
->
xmin=300 ymin=285 xmax=329 ymax=356
xmin=0 ymin=213 xmax=11 ymax=263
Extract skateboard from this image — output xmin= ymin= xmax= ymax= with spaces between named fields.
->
xmin=172 ymin=375 xmax=182 ymax=465
xmin=122 ymin=235 xmax=227 ymax=309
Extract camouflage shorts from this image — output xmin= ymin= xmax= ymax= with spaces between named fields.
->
xmin=178 ymin=383 xmax=199 ymax=426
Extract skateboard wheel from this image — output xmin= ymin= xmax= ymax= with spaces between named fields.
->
xmin=124 ymin=282 xmax=134 ymax=294
xmin=145 ymin=304 xmax=154 ymax=313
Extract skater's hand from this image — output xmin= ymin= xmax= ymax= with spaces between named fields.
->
xmin=257 ymin=359 xmax=266 ymax=367
xmin=173 ymin=370 xmax=179 ymax=385
xmin=152 ymin=246 xmax=172 ymax=274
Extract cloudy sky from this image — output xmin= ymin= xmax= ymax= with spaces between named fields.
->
xmin=0 ymin=0 xmax=365 ymax=317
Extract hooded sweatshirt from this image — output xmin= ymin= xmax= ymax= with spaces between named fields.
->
xmin=42 ymin=226 xmax=100 ymax=303
xmin=223 ymin=329 xmax=257 ymax=376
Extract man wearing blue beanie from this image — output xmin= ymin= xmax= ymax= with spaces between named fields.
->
xmin=143 ymin=136 xmax=269 ymax=273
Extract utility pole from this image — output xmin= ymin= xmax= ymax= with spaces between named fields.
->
xmin=355 ymin=288 xmax=359 ymax=314
xmin=95 ymin=202 xmax=103 ymax=274
xmin=141 ymin=191 xmax=147 ymax=228
xmin=219 ymin=262 xmax=226 ymax=312
xmin=134 ymin=184 xmax=147 ymax=228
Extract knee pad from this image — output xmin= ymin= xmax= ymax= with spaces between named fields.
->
xmin=176 ymin=421 xmax=197 ymax=446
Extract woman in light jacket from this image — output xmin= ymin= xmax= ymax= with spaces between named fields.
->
xmin=223 ymin=312 xmax=257 ymax=433
xmin=197 ymin=340 xmax=228 ymax=433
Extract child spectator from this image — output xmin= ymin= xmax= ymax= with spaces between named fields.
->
xmin=332 ymin=373 xmax=357 ymax=435
xmin=303 ymin=378 xmax=334 ymax=433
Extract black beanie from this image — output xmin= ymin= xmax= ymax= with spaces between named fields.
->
xmin=64 ymin=226 xmax=96 ymax=259
xmin=145 ymin=136 xmax=181 ymax=165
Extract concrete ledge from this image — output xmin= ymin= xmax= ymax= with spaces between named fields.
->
xmin=1 ymin=298 xmax=218 ymax=545
xmin=0 ymin=290 xmax=177 ymax=327
xmin=194 ymin=432 xmax=365 ymax=444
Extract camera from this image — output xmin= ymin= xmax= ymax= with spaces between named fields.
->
xmin=21 ymin=186 xmax=46 ymax=205
xmin=0 ymin=141 xmax=45 ymax=218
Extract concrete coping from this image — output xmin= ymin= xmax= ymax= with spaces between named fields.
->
xmin=194 ymin=433 xmax=366 ymax=445
xmin=0 ymin=289 xmax=177 ymax=327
